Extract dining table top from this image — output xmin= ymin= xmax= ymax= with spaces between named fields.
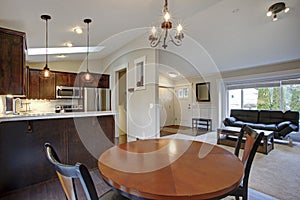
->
xmin=98 ymin=138 xmax=244 ymax=200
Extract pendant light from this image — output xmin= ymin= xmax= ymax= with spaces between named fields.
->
xmin=81 ymin=18 xmax=94 ymax=82
xmin=40 ymin=14 xmax=52 ymax=78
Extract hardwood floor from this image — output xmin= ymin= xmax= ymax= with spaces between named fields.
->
xmin=0 ymin=168 xmax=110 ymax=200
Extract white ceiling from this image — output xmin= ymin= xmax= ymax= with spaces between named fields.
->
xmin=1 ymin=0 xmax=300 ymax=76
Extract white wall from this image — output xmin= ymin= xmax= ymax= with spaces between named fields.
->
xmin=102 ymin=42 xmax=159 ymax=141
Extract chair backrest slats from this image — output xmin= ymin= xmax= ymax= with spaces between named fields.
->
xmin=44 ymin=143 xmax=98 ymax=200
xmin=235 ymin=125 xmax=264 ymax=188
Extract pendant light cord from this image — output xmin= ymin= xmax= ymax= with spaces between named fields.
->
xmin=46 ymin=18 xmax=48 ymax=67
xmin=86 ymin=21 xmax=89 ymax=72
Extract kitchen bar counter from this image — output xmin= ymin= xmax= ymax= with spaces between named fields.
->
xmin=0 ymin=111 xmax=115 ymax=123
xmin=0 ymin=112 xmax=115 ymax=196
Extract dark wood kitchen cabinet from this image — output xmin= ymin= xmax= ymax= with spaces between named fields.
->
xmin=78 ymin=72 xmax=110 ymax=88
xmin=55 ymin=71 xmax=77 ymax=87
xmin=27 ymin=68 xmax=40 ymax=99
xmin=0 ymin=27 xmax=26 ymax=95
xmin=27 ymin=67 xmax=55 ymax=99
xmin=0 ymin=115 xmax=115 ymax=196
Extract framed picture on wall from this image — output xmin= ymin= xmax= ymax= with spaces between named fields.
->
xmin=196 ymin=82 xmax=210 ymax=102
xmin=134 ymin=56 xmax=146 ymax=90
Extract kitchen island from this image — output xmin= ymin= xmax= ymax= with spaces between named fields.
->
xmin=0 ymin=111 xmax=115 ymax=196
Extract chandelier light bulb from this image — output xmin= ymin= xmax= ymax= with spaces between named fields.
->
xmin=266 ymin=11 xmax=272 ymax=17
xmin=177 ymin=24 xmax=183 ymax=33
xmin=164 ymin=12 xmax=171 ymax=22
xmin=284 ymin=7 xmax=290 ymax=13
xmin=151 ymin=26 xmax=157 ymax=35
xmin=273 ymin=15 xmax=278 ymax=21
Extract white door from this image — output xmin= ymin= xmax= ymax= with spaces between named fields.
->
xmin=159 ymin=87 xmax=174 ymax=127
xmin=174 ymin=85 xmax=193 ymax=127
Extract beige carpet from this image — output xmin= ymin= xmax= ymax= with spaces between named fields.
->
xmin=163 ymin=131 xmax=300 ymax=200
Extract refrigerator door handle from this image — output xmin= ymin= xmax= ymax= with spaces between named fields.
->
xmin=96 ymin=89 xmax=99 ymax=111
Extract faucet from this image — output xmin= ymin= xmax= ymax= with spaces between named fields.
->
xmin=13 ymin=98 xmax=22 ymax=115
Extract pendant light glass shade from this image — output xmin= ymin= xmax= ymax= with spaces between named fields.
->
xmin=81 ymin=18 xmax=94 ymax=82
xmin=40 ymin=14 xmax=52 ymax=78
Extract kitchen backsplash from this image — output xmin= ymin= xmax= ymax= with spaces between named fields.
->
xmin=0 ymin=95 xmax=79 ymax=114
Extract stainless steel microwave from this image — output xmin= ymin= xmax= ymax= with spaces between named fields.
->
xmin=56 ymin=86 xmax=81 ymax=99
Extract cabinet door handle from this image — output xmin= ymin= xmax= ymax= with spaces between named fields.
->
xmin=27 ymin=121 xmax=33 ymax=133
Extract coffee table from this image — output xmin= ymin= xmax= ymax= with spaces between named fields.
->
xmin=217 ymin=126 xmax=274 ymax=155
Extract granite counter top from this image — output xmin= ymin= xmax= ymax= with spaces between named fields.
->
xmin=0 ymin=111 xmax=115 ymax=123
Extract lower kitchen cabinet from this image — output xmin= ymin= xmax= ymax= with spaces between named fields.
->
xmin=0 ymin=115 xmax=115 ymax=196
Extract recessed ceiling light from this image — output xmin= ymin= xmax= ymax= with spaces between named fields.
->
xmin=168 ymin=72 xmax=178 ymax=78
xmin=64 ymin=42 xmax=73 ymax=47
xmin=28 ymin=46 xmax=105 ymax=55
xmin=73 ymin=26 xmax=83 ymax=34
xmin=56 ymin=55 xmax=66 ymax=58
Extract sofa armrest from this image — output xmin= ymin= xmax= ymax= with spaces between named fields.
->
xmin=277 ymin=124 xmax=298 ymax=138
xmin=277 ymin=121 xmax=291 ymax=131
xmin=224 ymin=117 xmax=236 ymax=126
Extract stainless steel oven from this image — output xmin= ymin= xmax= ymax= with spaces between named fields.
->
xmin=56 ymin=86 xmax=81 ymax=99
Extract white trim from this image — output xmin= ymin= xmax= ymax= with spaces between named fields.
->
xmin=113 ymin=63 xmax=128 ymax=138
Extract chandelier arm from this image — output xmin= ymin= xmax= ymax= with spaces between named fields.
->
xmin=169 ymin=34 xmax=182 ymax=46
xmin=150 ymin=32 xmax=162 ymax=48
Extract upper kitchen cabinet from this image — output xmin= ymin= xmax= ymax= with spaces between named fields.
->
xmin=55 ymin=71 xmax=77 ymax=87
xmin=0 ymin=27 xmax=26 ymax=95
xmin=78 ymin=72 xmax=110 ymax=88
xmin=27 ymin=67 xmax=56 ymax=99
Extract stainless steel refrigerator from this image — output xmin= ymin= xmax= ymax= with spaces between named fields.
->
xmin=83 ymin=88 xmax=111 ymax=111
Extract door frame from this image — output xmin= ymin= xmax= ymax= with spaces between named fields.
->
xmin=113 ymin=63 xmax=128 ymax=138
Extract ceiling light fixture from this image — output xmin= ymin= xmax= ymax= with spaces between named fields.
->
xmin=73 ymin=26 xmax=83 ymax=34
xmin=267 ymin=2 xmax=289 ymax=21
xmin=149 ymin=0 xmax=184 ymax=49
xmin=81 ymin=18 xmax=94 ymax=83
xmin=40 ymin=14 xmax=52 ymax=78
xmin=168 ymin=72 xmax=178 ymax=78
xmin=64 ymin=42 xmax=73 ymax=47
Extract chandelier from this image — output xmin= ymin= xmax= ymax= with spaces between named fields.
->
xmin=149 ymin=0 xmax=184 ymax=49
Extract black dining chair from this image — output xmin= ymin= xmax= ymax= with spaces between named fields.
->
xmin=225 ymin=125 xmax=264 ymax=200
xmin=44 ymin=143 xmax=129 ymax=200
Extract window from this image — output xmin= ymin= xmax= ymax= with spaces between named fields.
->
xmin=178 ymin=87 xmax=188 ymax=99
xmin=226 ymin=78 xmax=300 ymax=117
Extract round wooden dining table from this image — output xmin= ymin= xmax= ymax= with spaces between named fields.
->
xmin=98 ymin=138 xmax=244 ymax=200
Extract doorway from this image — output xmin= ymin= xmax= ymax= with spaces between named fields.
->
xmin=116 ymin=69 xmax=127 ymax=144
xmin=159 ymin=87 xmax=175 ymax=127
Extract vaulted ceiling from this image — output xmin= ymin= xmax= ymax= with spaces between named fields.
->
xmin=1 ymin=0 xmax=300 ymax=76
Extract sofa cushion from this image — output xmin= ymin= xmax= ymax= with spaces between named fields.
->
xmin=230 ymin=109 xmax=259 ymax=123
xmin=259 ymin=110 xmax=284 ymax=124
xmin=223 ymin=117 xmax=236 ymax=126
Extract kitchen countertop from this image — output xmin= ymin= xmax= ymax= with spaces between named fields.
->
xmin=0 ymin=111 xmax=115 ymax=123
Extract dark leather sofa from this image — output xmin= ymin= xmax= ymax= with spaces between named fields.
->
xmin=223 ymin=109 xmax=299 ymax=139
